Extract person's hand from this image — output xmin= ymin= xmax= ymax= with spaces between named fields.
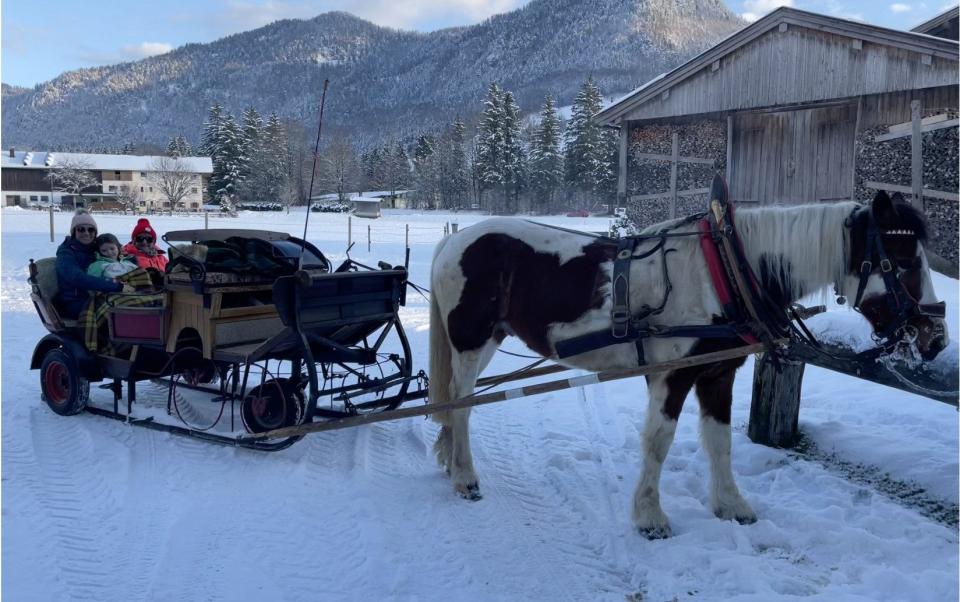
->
xmin=122 ymin=284 xmax=136 ymax=293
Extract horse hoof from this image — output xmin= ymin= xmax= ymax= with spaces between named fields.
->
xmin=637 ymin=525 xmax=672 ymax=540
xmin=713 ymin=498 xmax=757 ymax=525
xmin=456 ymin=482 xmax=482 ymax=501
xmin=735 ymin=513 xmax=757 ymax=525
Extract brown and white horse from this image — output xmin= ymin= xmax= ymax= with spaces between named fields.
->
xmin=427 ymin=191 xmax=947 ymax=538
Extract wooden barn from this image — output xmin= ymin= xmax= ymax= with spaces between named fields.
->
xmin=596 ymin=6 xmax=959 ymax=273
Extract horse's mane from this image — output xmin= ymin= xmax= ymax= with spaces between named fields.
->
xmin=734 ymin=202 xmax=856 ymax=303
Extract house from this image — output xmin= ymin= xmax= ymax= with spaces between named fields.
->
xmin=364 ymin=190 xmax=413 ymax=209
xmin=1 ymin=150 xmax=213 ymax=212
xmin=595 ymin=6 xmax=959 ymax=273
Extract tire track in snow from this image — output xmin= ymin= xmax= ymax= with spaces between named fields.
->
xmin=28 ymin=411 xmax=121 ymax=600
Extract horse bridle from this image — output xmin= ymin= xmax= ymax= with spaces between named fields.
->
xmin=848 ymin=207 xmax=945 ymax=346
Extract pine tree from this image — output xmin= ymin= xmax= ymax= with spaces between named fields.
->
xmin=564 ymin=76 xmax=616 ymax=208
xmin=167 ymin=135 xmax=192 ymax=158
xmin=476 ymin=83 xmax=506 ymax=203
xmin=199 ymin=104 xmax=224 ymax=157
xmin=448 ymin=118 xmax=469 ymax=209
xmin=211 ymin=114 xmax=247 ymax=207
xmin=529 ymin=95 xmax=564 ymax=213
xmin=389 ymin=142 xmax=412 ymax=195
xmin=413 ymin=134 xmax=440 ymax=208
xmin=501 ymin=91 xmax=526 ymax=212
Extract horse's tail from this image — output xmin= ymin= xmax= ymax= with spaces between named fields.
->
xmin=428 ymin=236 xmax=455 ymax=428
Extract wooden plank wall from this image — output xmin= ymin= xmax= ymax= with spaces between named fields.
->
xmin=730 ymin=103 xmax=857 ymax=204
xmin=623 ymin=25 xmax=957 ymax=122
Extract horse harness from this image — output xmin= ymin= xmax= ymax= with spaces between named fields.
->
xmin=849 ymin=208 xmax=945 ymax=345
xmin=552 ymin=180 xmax=941 ymax=366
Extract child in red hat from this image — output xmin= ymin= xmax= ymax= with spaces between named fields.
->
xmin=123 ymin=218 xmax=168 ymax=271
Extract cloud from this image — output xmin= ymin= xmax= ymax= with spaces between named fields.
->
xmin=739 ymin=0 xmax=793 ymax=22
xmin=120 ymin=42 xmax=174 ymax=59
xmin=890 ymin=3 xmax=913 ymax=11
xmin=76 ymin=42 xmax=173 ymax=67
xmin=176 ymin=0 xmax=525 ymax=37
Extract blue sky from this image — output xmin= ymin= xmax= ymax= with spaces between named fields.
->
xmin=2 ymin=0 xmax=956 ymax=88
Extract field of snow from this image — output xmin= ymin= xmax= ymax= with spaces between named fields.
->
xmin=2 ymin=207 xmax=957 ymax=601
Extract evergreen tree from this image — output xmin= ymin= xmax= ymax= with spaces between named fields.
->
xmin=501 ymin=90 xmax=526 ymax=212
xmin=199 ymin=104 xmax=225 ymax=157
xmin=563 ymin=76 xmax=615 ymax=208
xmin=447 ymin=118 xmax=469 ymax=209
xmin=389 ymin=142 xmax=412 ymax=195
xmin=476 ymin=83 xmax=505 ymax=198
xmin=211 ymin=114 xmax=247 ymax=206
xmin=529 ymin=95 xmax=564 ymax=213
xmin=167 ymin=135 xmax=192 ymax=158
xmin=413 ymin=134 xmax=440 ymax=208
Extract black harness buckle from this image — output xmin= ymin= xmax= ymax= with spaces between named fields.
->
xmin=880 ymin=258 xmax=893 ymax=273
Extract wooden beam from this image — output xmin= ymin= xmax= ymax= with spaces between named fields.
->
xmin=618 ymin=125 xmax=627 ymax=209
xmin=632 ymin=152 xmax=716 ymax=165
xmin=241 ymin=343 xmax=771 ymax=441
xmin=863 ymin=180 xmax=958 ymax=201
xmin=669 ymin=130 xmax=679 ymax=219
xmin=851 ymin=96 xmax=862 ymax=200
xmin=726 ymin=115 xmax=733 ymax=190
xmin=911 ymin=99 xmax=923 ymax=209
xmin=875 ymin=113 xmax=956 ymax=142
xmin=628 ymin=187 xmax=711 ymax=203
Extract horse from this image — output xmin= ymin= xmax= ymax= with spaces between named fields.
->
xmin=427 ymin=189 xmax=948 ymax=538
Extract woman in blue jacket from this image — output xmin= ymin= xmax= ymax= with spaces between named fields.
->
xmin=55 ymin=209 xmax=127 ymax=318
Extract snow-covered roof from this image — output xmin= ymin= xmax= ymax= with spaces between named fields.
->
xmin=1 ymin=150 xmax=213 ymax=173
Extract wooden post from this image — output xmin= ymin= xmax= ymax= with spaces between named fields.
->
xmin=911 ymin=99 xmax=923 ymax=208
xmin=405 ymin=223 xmax=409 ymax=248
xmin=851 ymin=96 xmax=862 ymax=200
xmin=367 ymin=224 xmax=371 ymax=252
xmin=348 ymin=216 xmax=352 ymax=247
xmin=49 ymin=204 xmax=55 ymax=243
xmin=725 ymin=115 xmax=733 ymax=187
xmin=748 ymin=352 xmax=805 ymax=447
xmin=204 ymin=209 xmax=209 ymax=230
xmin=669 ymin=130 xmax=679 ymax=219
xmin=617 ymin=122 xmax=627 ymax=211
xmin=452 ymin=223 xmax=458 ymax=234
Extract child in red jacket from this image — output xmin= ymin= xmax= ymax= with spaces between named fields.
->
xmin=123 ymin=218 xmax=168 ymax=271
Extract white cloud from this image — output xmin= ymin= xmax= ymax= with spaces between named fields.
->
xmin=120 ymin=42 xmax=174 ymax=60
xmin=214 ymin=0 xmax=524 ymax=33
xmin=739 ymin=0 xmax=793 ymax=22
xmin=890 ymin=3 xmax=913 ymax=11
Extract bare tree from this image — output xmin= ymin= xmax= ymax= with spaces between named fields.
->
xmin=116 ymin=184 xmax=142 ymax=213
xmin=319 ymin=135 xmax=361 ymax=202
xmin=147 ymin=156 xmax=193 ymax=213
xmin=44 ymin=156 xmax=98 ymax=208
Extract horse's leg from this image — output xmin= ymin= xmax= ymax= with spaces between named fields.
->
xmin=695 ymin=366 xmax=756 ymax=524
xmin=434 ymin=340 xmax=499 ymax=500
xmin=633 ymin=371 xmax=692 ymax=539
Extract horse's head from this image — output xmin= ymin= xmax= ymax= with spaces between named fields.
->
xmin=846 ymin=191 xmax=948 ymax=361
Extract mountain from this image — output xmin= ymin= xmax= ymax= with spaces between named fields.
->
xmin=1 ymin=0 xmax=743 ymax=150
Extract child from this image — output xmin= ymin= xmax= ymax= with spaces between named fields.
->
xmin=123 ymin=218 xmax=168 ymax=271
xmin=87 ymin=233 xmax=138 ymax=280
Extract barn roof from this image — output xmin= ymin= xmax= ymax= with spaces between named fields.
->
xmin=596 ymin=6 xmax=959 ymax=125
xmin=911 ymin=6 xmax=959 ymax=38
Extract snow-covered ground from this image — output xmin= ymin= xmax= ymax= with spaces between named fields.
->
xmin=2 ymin=207 xmax=957 ymax=601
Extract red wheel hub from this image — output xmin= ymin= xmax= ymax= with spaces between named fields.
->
xmin=44 ymin=361 xmax=70 ymax=405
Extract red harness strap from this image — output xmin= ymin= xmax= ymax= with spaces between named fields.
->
xmin=697 ymin=217 xmax=761 ymax=345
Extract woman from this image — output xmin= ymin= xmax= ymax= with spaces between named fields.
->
xmin=55 ymin=209 xmax=126 ymax=318
xmin=123 ymin=218 xmax=168 ymax=271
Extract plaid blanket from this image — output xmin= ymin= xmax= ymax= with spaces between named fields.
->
xmin=79 ymin=268 xmax=164 ymax=353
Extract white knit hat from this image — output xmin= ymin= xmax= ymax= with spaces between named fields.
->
xmin=70 ymin=208 xmax=97 ymax=234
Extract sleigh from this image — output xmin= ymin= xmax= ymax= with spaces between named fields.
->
xmin=29 ymin=229 xmax=415 ymax=450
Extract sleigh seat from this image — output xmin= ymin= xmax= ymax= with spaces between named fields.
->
xmin=29 ymin=258 xmax=80 ymax=333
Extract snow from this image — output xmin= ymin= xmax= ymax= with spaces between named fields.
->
xmin=2 ymin=207 xmax=957 ymax=601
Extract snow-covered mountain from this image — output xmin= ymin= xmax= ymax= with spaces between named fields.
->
xmin=1 ymin=0 xmax=742 ymax=149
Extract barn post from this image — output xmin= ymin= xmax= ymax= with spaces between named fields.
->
xmin=748 ymin=352 xmax=805 ymax=447
xmin=617 ymin=121 xmax=627 ymax=212
xmin=910 ymin=99 xmax=923 ymax=208
xmin=669 ymin=130 xmax=679 ymax=219
xmin=348 ymin=215 xmax=352 ymax=247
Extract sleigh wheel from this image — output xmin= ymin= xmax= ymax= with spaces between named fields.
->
xmin=40 ymin=348 xmax=89 ymax=416
xmin=241 ymin=378 xmax=305 ymax=434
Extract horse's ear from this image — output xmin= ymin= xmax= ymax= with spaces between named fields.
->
xmin=871 ymin=190 xmax=897 ymax=225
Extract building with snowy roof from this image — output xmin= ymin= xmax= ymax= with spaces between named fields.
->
xmin=596 ymin=6 xmax=958 ymax=273
xmin=1 ymin=149 xmax=213 ymax=212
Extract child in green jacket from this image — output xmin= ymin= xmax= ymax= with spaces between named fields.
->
xmin=87 ymin=233 xmax=138 ymax=280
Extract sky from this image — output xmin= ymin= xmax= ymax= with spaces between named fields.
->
xmin=1 ymin=0 xmax=957 ymax=88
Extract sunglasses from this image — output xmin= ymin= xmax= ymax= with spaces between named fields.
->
xmin=136 ymin=236 xmax=154 ymax=244
xmin=75 ymin=226 xmax=97 ymax=234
